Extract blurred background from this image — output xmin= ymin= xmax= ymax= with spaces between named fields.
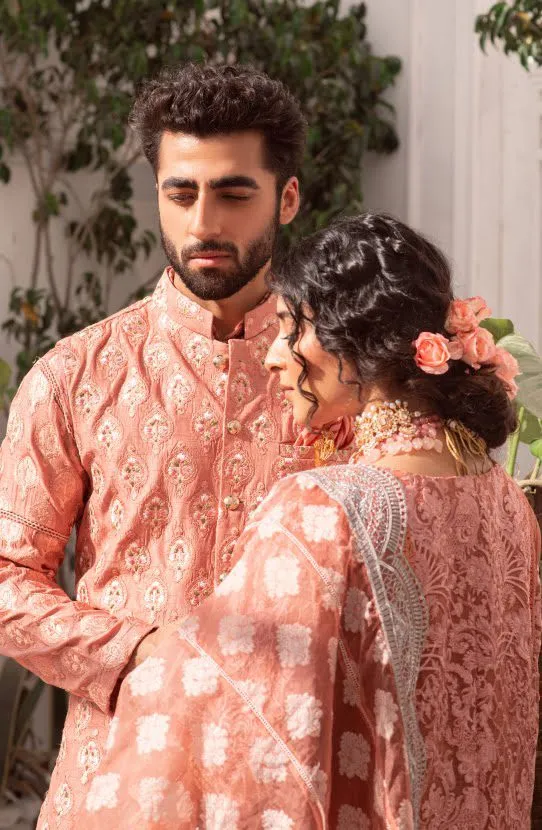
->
xmin=1 ymin=0 xmax=541 ymax=826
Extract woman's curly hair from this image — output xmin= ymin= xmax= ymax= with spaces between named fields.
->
xmin=269 ymin=212 xmax=516 ymax=448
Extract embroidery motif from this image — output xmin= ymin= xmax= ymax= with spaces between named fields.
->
xmin=164 ymin=366 xmax=194 ymax=415
xmin=97 ymin=343 xmax=127 ymax=380
xmin=166 ymin=444 xmax=198 ymax=492
xmin=120 ymin=367 xmax=149 ymax=417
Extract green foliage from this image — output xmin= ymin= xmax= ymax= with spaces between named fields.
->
xmin=0 ymin=0 xmax=400 ymax=386
xmin=476 ymin=1 xmax=542 ymax=68
xmin=0 ymin=358 xmax=15 ymax=418
xmin=484 ymin=319 xmax=542 ymax=475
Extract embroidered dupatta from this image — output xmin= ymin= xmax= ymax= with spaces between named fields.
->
xmin=73 ymin=464 xmax=426 ymax=829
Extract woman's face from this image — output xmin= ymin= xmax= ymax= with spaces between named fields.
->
xmin=265 ymin=296 xmax=363 ymax=428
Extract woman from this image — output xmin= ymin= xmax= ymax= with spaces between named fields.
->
xmin=77 ymin=214 xmax=540 ymax=829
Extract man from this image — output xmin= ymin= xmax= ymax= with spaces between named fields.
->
xmin=0 ymin=63 xmax=349 ymax=826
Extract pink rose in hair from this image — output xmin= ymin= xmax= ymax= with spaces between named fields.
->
xmin=502 ymin=378 xmax=519 ymax=400
xmin=413 ymin=332 xmax=460 ymax=375
xmin=466 ymin=296 xmax=492 ymax=324
xmin=445 ymin=300 xmax=477 ymax=334
xmin=457 ymin=327 xmax=496 ymax=369
xmin=493 ymin=346 xmax=520 ymax=382
xmin=445 ymin=296 xmax=492 ymax=334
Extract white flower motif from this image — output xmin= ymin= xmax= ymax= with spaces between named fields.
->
xmin=137 ymin=777 xmax=167 ymax=821
xmin=182 ymin=656 xmax=219 ymax=697
xmin=85 ymin=773 xmax=120 ymax=812
xmin=177 ymin=615 xmax=200 ymax=640
xmin=296 ymin=474 xmax=317 ymax=491
xmin=321 ymin=568 xmax=346 ymax=610
xmin=276 ymin=624 xmax=311 ymax=668
xmin=258 ymin=505 xmax=284 ymax=539
xmin=264 ymin=555 xmax=299 ymax=600
xmin=262 ymin=809 xmax=294 ymax=829
xmin=236 ymin=680 xmax=268 ymax=713
xmin=301 ymin=505 xmax=338 ymax=542
xmin=375 ymin=689 xmax=399 ymax=740
xmin=337 ymin=804 xmax=371 ymax=830
xmin=215 ymin=559 xmax=247 ymax=596
xmin=373 ymin=629 xmax=390 ymax=665
xmin=136 ymin=713 xmax=170 ymax=755
xmin=127 ymin=657 xmax=166 ymax=697
xmin=286 ymin=693 xmax=323 ymax=740
xmin=343 ymin=673 xmax=358 ymax=707
xmin=202 ymin=793 xmax=239 ymax=830
xmin=338 ymin=732 xmax=370 ymax=780
xmin=218 ymin=614 xmax=255 ymax=656
xmin=328 ymin=637 xmax=338 ymax=684
xmin=301 ymin=763 xmax=328 ymax=802
xmin=249 ymin=737 xmax=289 ymax=783
xmin=105 ymin=716 xmax=119 ymax=751
xmin=343 ymin=587 xmax=370 ymax=633
xmin=202 ymin=722 xmax=229 ymax=768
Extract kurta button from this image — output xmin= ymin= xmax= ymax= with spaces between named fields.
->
xmin=223 ymin=495 xmax=240 ymax=511
xmin=227 ymin=419 xmax=241 ymax=435
xmin=213 ymin=354 xmax=228 ymax=369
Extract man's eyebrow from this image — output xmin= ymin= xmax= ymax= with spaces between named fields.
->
xmin=160 ymin=175 xmax=260 ymax=192
xmin=161 ymin=177 xmax=198 ymax=191
xmin=209 ymin=175 xmax=260 ymax=190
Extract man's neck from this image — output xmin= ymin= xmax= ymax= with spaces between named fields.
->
xmin=171 ymin=266 xmax=270 ymax=341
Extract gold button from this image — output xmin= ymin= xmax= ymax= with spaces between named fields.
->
xmin=213 ymin=354 xmax=228 ymax=369
xmin=223 ymin=495 xmax=241 ymax=511
xmin=227 ymin=419 xmax=241 ymax=435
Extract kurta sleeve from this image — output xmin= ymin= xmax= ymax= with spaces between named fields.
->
xmin=0 ymin=354 xmax=154 ymax=714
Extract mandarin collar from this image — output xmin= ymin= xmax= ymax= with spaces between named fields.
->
xmin=149 ymin=268 xmax=277 ymax=341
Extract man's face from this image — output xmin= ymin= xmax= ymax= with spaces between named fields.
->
xmin=157 ymin=130 xmax=298 ymax=301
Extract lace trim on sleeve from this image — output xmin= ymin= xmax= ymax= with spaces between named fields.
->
xmin=0 ymin=507 xmax=70 ymax=543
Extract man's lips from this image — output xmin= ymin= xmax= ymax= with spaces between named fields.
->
xmin=189 ymin=252 xmax=231 ymax=260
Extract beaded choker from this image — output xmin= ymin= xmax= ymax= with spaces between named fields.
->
xmin=353 ymin=401 xmax=443 ymax=463
xmin=351 ymin=400 xmax=487 ymax=472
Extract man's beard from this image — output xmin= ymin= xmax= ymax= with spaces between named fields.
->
xmin=160 ymin=213 xmax=280 ymax=302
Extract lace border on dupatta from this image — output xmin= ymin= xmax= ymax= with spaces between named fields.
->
xmin=305 ymin=464 xmax=428 ymax=829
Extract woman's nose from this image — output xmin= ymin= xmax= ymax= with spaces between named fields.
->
xmin=264 ymin=334 xmax=287 ymax=374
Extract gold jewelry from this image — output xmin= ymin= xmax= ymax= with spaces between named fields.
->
xmin=313 ymin=432 xmax=337 ymax=466
xmin=352 ymin=400 xmax=487 ymax=472
xmin=443 ymin=419 xmax=487 ymax=474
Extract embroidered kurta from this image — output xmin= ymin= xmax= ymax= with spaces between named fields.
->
xmin=0 ymin=270 xmax=349 ymax=828
xmin=66 ymin=464 xmax=540 ymax=829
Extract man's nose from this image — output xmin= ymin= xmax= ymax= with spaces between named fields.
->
xmin=188 ymin=194 xmax=221 ymax=240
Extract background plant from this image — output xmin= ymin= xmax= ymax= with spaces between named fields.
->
xmin=476 ymin=1 xmax=542 ymax=68
xmin=0 ymin=0 xmax=400 ymax=386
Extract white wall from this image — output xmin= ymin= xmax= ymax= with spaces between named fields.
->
xmin=362 ymin=0 xmax=542 ymax=350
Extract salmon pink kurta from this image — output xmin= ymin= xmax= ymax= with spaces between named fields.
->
xmin=0 ymin=270 xmax=349 ymax=828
